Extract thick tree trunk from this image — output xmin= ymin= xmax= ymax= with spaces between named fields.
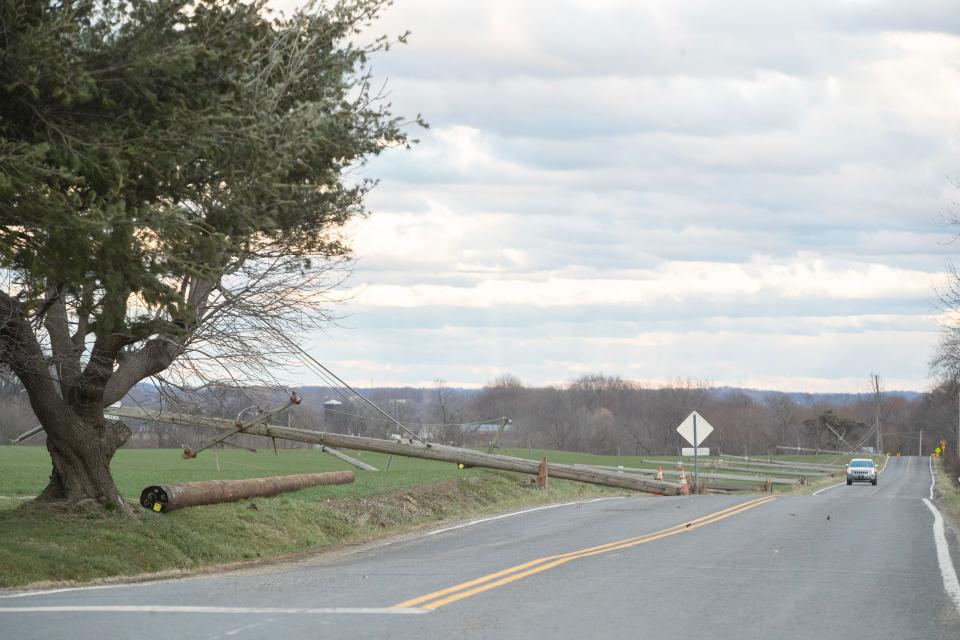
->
xmin=36 ymin=416 xmax=131 ymax=509
xmin=2 ymin=291 xmax=138 ymax=510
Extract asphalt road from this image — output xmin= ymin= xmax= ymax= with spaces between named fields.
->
xmin=2 ymin=456 xmax=959 ymax=639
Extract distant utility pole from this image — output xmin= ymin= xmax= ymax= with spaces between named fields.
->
xmin=872 ymin=373 xmax=882 ymax=455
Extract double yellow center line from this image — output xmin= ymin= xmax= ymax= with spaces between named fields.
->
xmin=392 ymin=495 xmax=776 ymax=611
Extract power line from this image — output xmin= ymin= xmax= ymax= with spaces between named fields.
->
xmin=322 ymin=406 xmax=505 ymax=431
xmin=277 ymin=335 xmax=427 ymax=444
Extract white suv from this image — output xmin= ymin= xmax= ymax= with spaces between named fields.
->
xmin=846 ymin=458 xmax=878 ymax=486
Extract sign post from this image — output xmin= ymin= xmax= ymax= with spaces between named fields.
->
xmin=676 ymin=411 xmax=714 ymax=493
xmin=694 ymin=413 xmax=698 ymax=493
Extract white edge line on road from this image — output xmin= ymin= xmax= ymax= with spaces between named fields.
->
xmin=223 ymin=617 xmax=275 ymax=637
xmin=812 ymin=482 xmax=844 ymax=496
xmin=0 ymin=605 xmax=426 ymax=615
xmin=813 ymin=454 xmax=890 ymax=496
xmin=924 ymin=456 xmax=960 ymax=615
xmin=0 ymin=582 xmax=155 ymax=600
xmin=921 ymin=499 xmax=960 ymax=615
xmin=426 ymin=496 xmax=625 ymax=536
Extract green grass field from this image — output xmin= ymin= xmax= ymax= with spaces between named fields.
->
xmin=0 ymin=445 xmax=487 ymax=501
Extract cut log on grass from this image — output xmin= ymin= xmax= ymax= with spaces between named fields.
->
xmin=139 ymin=471 xmax=355 ymax=512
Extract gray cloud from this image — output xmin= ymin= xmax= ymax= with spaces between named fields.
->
xmin=358 ymin=1 xmax=960 ymax=82
xmin=275 ymin=0 xmax=960 ymax=391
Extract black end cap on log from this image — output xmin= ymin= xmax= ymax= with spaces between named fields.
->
xmin=140 ymin=485 xmax=170 ymax=513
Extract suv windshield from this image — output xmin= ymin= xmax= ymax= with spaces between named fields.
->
xmin=850 ymin=460 xmax=874 ymax=467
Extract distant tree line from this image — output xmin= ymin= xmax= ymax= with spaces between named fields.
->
xmin=459 ymin=374 xmax=954 ymax=458
xmin=6 ymin=373 xmax=952 ymax=461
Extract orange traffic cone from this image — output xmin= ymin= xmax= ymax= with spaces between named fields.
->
xmin=678 ymin=464 xmax=690 ymax=495
xmin=656 ymin=465 xmax=663 ymax=481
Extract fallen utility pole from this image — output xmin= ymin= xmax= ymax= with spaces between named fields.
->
xmin=108 ymin=407 xmax=682 ymax=495
xmin=574 ymin=463 xmax=801 ymax=485
xmin=709 ymin=460 xmax=833 ymax=476
xmin=773 ymin=445 xmax=855 ymax=463
xmin=218 ymin=440 xmax=258 ymax=454
xmin=710 ymin=457 xmax=837 ymax=471
xmin=708 ymin=463 xmax=829 ymax=477
xmin=775 ymin=445 xmax=828 ymax=455
xmin=719 ymin=453 xmax=843 ymax=471
xmin=318 ymin=445 xmax=378 ymax=472
xmin=140 ymin=471 xmax=355 ymax=512
xmin=9 ymin=425 xmax=43 ymax=444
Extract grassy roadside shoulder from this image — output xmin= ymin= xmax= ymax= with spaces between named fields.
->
xmin=933 ymin=457 xmax=960 ymax=536
xmin=0 ymin=471 xmax=619 ymax=590
xmin=773 ymin=469 xmax=845 ymax=495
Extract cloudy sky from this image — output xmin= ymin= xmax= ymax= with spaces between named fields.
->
xmin=279 ymin=0 xmax=960 ymax=392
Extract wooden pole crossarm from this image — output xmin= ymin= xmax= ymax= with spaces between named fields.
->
xmin=182 ymin=392 xmax=301 ymax=459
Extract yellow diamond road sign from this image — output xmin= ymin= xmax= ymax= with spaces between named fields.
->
xmin=676 ymin=411 xmax=714 ymax=447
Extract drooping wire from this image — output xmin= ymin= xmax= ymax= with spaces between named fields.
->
xmin=275 ymin=334 xmax=428 ymax=444
xmin=323 ymin=407 xmax=503 ymax=430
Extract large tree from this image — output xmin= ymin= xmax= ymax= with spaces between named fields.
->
xmin=0 ymin=0 xmax=420 ymax=507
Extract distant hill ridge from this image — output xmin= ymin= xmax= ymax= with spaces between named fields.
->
xmin=708 ymin=386 xmax=923 ymax=405
xmin=130 ymin=383 xmax=924 ymax=405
